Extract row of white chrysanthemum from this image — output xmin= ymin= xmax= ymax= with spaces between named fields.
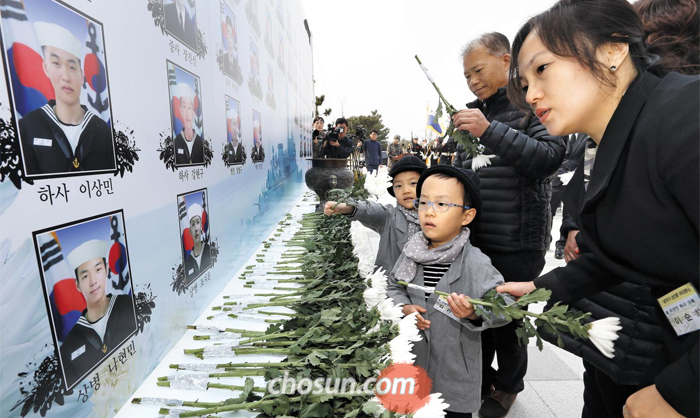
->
xmin=350 ymin=219 xmax=451 ymax=418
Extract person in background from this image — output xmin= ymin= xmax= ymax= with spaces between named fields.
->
xmin=312 ymin=116 xmax=324 ymax=159
xmin=410 ymin=137 xmax=424 ymax=159
xmin=322 ymin=117 xmax=353 ymax=159
xmin=387 ymin=135 xmax=402 ymax=168
xmin=363 ymin=129 xmax=382 ymax=174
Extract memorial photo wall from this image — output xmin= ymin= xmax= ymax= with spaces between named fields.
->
xmin=0 ymin=0 xmax=314 ymax=416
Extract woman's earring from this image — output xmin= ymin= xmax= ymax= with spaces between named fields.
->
xmin=610 ymin=65 xmax=618 ymax=72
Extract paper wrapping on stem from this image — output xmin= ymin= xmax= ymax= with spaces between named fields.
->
xmin=247 ymin=277 xmax=279 ymax=285
xmin=176 ymin=363 xmax=219 ymax=371
xmin=407 ymin=283 xmax=435 ymax=294
xmin=168 ymin=373 xmax=209 ymax=390
xmin=168 ymin=409 xmax=187 ymax=417
xmin=194 ymin=325 xmax=223 ymax=334
xmin=208 ymin=331 xmax=243 ymax=340
xmin=234 ymin=313 xmax=269 ymax=322
xmin=246 ymin=262 xmax=278 ymax=268
xmin=419 ymin=63 xmax=435 ymax=84
xmin=252 ymin=282 xmax=286 ymax=290
xmin=202 ymin=341 xmax=242 ymax=357
xmin=240 ymin=296 xmax=273 ymax=305
xmin=138 ymin=397 xmax=184 ymax=406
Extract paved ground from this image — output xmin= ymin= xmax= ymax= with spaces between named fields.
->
xmin=357 ymin=166 xmax=584 ymax=418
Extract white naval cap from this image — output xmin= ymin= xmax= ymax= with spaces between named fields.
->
xmin=67 ymin=239 xmax=109 ymax=272
xmin=187 ymin=203 xmax=203 ymax=223
xmin=34 ymin=22 xmax=83 ymax=62
xmin=177 ymin=82 xmax=194 ymax=102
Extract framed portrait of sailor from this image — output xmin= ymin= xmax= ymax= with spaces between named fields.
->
xmin=0 ymin=0 xmax=116 ymax=179
xmin=177 ymin=188 xmax=212 ymax=287
xmin=251 ymin=109 xmax=264 ymax=163
xmin=220 ymin=1 xmax=242 ymax=83
xmin=167 ymin=60 xmax=205 ymax=167
xmin=163 ymin=0 xmax=198 ymax=51
xmin=33 ymin=210 xmax=137 ymax=391
xmin=225 ymin=96 xmax=245 ymax=165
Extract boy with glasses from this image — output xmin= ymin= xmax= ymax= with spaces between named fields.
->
xmin=387 ymin=165 xmax=511 ymax=418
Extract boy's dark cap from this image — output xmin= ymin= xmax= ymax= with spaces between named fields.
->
xmin=416 ymin=165 xmax=481 ymax=221
xmin=387 ymin=155 xmax=428 ymax=196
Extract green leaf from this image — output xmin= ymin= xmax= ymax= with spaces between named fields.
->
xmin=435 ymin=99 xmax=443 ymax=121
xmin=362 ymin=400 xmax=384 ymax=414
xmin=513 ymin=288 xmax=552 ymax=307
xmin=299 ymin=402 xmax=334 ymax=418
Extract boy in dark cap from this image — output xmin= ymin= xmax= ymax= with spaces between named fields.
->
xmin=324 ymin=155 xmax=427 ymax=274
xmin=387 ymin=166 xmax=512 ymax=417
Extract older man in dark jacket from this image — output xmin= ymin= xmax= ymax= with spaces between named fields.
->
xmin=451 ymin=32 xmax=565 ymax=418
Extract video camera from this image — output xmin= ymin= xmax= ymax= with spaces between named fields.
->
xmin=317 ymin=123 xmax=344 ymax=143
xmin=354 ymin=125 xmax=366 ymax=141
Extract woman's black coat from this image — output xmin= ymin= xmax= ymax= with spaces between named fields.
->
xmin=535 ymin=71 xmax=699 ymax=418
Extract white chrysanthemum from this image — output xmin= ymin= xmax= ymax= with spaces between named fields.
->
xmin=588 ymin=317 xmax=622 ymax=359
xmin=471 ymin=153 xmax=495 ymax=171
xmin=358 ymin=258 xmax=376 ymax=278
xmin=364 ymin=287 xmax=386 ymax=309
xmin=365 ymin=171 xmax=392 ymax=198
xmin=377 ymin=298 xmax=403 ymax=324
xmin=368 ymin=267 xmax=388 ymax=293
xmin=413 ymin=393 xmax=451 ymax=418
xmin=398 ymin=312 xmax=422 ymax=343
xmin=389 ymin=336 xmax=416 ymax=364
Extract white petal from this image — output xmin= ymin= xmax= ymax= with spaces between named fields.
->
xmin=558 ymin=170 xmax=575 ymax=186
xmin=588 ymin=317 xmax=622 ymax=359
xmin=471 ymin=154 xmax=495 ymax=171
xmin=413 ymin=393 xmax=451 ymax=418
xmin=378 ymin=298 xmax=404 ymax=324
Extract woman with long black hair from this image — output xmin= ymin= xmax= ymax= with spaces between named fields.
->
xmin=497 ymin=1 xmax=699 ymax=417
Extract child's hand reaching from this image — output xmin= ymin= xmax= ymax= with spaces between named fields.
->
xmin=323 ymin=201 xmax=353 ymax=216
xmin=402 ymin=305 xmax=431 ymax=330
xmin=447 ymin=293 xmax=478 ymax=320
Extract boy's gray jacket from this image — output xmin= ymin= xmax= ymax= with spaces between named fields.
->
xmin=387 ymin=238 xmax=511 ymax=413
xmin=348 ymin=200 xmax=415 ymax=274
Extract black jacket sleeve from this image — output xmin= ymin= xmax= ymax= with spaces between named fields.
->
xmin=655 ymin=343 xmax=699 ymax=418
xmin=452 ymin=143 xmax=465 ymax=168
xmin=480 ymin=115 xmax=566 ymax=179
xmin=338 ymin=138 xmax=352 ymax=158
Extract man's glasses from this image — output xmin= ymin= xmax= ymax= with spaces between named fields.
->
xmin=413 ymin=198 xmax=470 ymax=213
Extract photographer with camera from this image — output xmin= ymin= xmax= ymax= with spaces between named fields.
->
xmin=364 ymin=129 xmax=382 ymax=174
xmin=312 ymin=116 xmax=325 ymax=158
xmin=321 ymin=117 xmax=354 ymax=159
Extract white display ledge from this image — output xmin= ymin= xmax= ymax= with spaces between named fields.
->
xmin=116 ymin=193 xmax=317 ymax=418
